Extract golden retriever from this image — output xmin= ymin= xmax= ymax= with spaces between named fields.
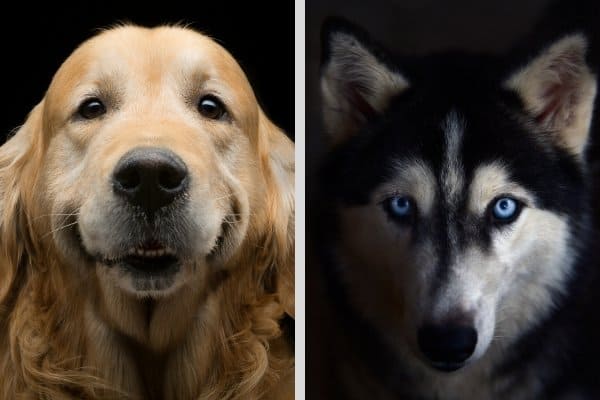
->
xmin=0 ymin=25 xmax=294 ymax=399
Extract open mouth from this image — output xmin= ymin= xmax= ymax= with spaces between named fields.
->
xmin=99 ymin=241 xmax=180 ymax=274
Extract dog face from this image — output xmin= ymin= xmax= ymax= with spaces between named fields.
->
xmin=320 ymin=20 xmax=596 ymax=373
xmin=11 ymin=26 xmax=263 ymax=299
xmin=0 ymin=25 xmax=295 ymax=397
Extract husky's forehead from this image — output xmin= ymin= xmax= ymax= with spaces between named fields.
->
xmin=321 ymin=62 xmax=586 ymax=221
xmin=376 ymin=111 xmax=534 ymax=212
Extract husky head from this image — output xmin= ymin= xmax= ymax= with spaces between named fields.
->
xmin=319 ymin=18 xmax=597 ymax=374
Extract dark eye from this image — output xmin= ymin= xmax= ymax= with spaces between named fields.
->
xmin=490 ymin=196 xmax=522 ymax=223
xmin=78 ymin=98 xmax=106 ymax=119
xmin=198 ymin=95 xmax=226 ymax=119
xmin=383 ymin=195 xmax=415 ymax=223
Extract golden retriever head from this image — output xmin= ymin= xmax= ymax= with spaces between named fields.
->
xmin=0 ymin=25 xmax=293 ymax=398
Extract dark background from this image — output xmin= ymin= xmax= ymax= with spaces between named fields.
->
xmin=0 ymin=3 xmax=294 ymax=143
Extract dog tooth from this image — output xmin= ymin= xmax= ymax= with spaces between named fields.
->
xmin=136 ymin=248 xmax=145 ymax=256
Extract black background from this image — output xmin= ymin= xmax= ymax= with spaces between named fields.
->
xmin=0 ymin=3 xmax=294 ymax=143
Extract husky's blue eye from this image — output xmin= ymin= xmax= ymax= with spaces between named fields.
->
xmin=385 ymin=196 xmax=414 ymax=221
xmin=491 ymin=197 xmax=520 ymax=222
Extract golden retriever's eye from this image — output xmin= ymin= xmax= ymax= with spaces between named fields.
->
xmin=78 ymin=98 xmax=106 ymax=119
xmin=198 ymin=95 xmax=226 ymax=120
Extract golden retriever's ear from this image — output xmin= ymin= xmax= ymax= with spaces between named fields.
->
xmin=0 ymin=101 xmax=44 ymax=304
xmin=259 ymin=111 xmax=295 ymax=318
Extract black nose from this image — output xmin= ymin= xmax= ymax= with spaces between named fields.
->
xmin=418 ymin=324 xmax=478 ymax=372
xmin=112 ymin=147 xmax=188 ymax=214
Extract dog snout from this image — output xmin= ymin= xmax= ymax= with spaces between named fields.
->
xmin=113 ymin=147 xmax=188 ymax=214
xmin=417 ymin=323 xmax=478 ymax=372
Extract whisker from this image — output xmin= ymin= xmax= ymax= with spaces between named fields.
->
xmin=33 ymin=212 xmax=80 ymax=221
xmin=493 ymin=335 xmax=513 ymax=339
xmin=222 ymin=212 xmax=256 ymax=218
xmin=42 ymin=221 xmax=79 ymax=239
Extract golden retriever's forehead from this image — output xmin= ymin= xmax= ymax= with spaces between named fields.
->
xmin=48 ymin=25 xmax=254 ymax=99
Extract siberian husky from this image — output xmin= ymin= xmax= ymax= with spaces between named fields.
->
xmin=314 ymin=17 xmax=600 ymax=399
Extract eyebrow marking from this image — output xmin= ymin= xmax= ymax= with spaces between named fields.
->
xmin=440 ymin=109 xmax=465 ymax=207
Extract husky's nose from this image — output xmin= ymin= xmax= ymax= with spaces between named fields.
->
xmin=418 ymin=324 xmax=477 ymax=372
xmin=113 ymin=147 xmax=188 ymax=214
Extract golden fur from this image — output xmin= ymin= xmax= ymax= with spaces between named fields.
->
xmin=0 ymin=25 xmax=294 ymax=399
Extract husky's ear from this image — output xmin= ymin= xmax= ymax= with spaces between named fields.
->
xmin=320 ymin=18 xmax=409 ymax=145
xmin=504 ymin=34 xmax=597 ymax=155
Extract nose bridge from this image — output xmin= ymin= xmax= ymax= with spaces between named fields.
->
xmin=105 ymin=112 xmax=207 ymax=165
xmin=428 ymin=193 xmax=466 ymax=296
xmin=97 ymin=110 xmax=214 ymax=189
xmin=118 ymin=114 xmax=187 ymax=143
xmin=429 ymin=254 xmax=481 ymax=324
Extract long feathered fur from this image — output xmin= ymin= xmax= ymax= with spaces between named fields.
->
xmin=0 ymin=98 xmax=294 ymax=399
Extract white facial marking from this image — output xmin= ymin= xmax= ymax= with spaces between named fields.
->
xmin=376 ymin=160 xmax=436 ymax=216
xmin=441 ymin=110 xmax=465 ymax=206
xmin=426 ymin=161 xmax=573 ymax=368
xmin=468 ymin=163 xmax=535 ymax=215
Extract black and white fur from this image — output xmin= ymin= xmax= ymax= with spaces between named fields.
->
xmin=315 ymin=17 xmax=599 ymax=399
